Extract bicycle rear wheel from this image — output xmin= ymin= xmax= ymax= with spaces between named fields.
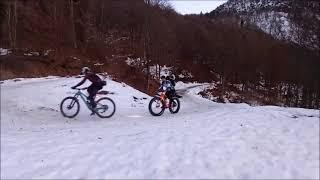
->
xmin=60 ymin=97 xmax=80 ymax=118
xmin=95 ymin=97 xmax=116 ymax=118
xmin=169 ymin=97 xmax=180 ymax=114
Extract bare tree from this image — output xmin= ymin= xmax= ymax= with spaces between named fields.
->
xmin=70 ymin=0 xmax=77 ymax=48
xmin=144 ymin=0 xmax=151 ymax=92
xmin=13 ymin=0 xmax=17 ymax=49
xmin=7 ymin=0 xmax=17 ymax=49
xmin=7 ymin=1 xmax=11 ymax=47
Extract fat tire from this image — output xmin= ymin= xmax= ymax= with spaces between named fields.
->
xmin=148 ymin=97 xmax=165 ymax=116
xmin=60 ymin=97 xmax=80 ymax=118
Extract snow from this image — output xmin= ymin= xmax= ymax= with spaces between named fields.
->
xmin=219 ymin=0 xmax=287 ymax=13
xmin=24 ymin=51 xmax=40 ymax=56
xmin=44 ymin=50 xmax=53 ymax=56
xmin=175 ymin=81 xmax=211 ymax=96
xmin=251 ymin=11 xmax=292 ymax=41
xmin=1 ymin=77 xmax=319 ymax=179
xmin=125 ymin=57 xmax=144 ymax=67
xmin=178 ymin=70 xmax=194 ymax=79
xmin=94 ymin=63 xmax=104 ymax=66
xmin=149 ymin=65 xmax=173 ymax=78
xmin=0 ymin=48 xmax=11 ymax=56
xmin=216 ymin=0 xmax=319 ymax=50
xmin=125 ymin=61 xmax=175 ymax=79
xmin=71 ymin=56 xmax=81 ymax=61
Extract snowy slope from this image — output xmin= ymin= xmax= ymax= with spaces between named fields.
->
xmin=1 ymin=77 xmax=319 ymax=179
xmin=212 ymin=0 xmax=320 ymax=50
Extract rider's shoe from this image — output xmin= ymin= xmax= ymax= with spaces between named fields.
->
xmin=90 ymin=111 xmax=95 ymax=116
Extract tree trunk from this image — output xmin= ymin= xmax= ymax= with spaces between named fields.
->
xmin=302 ymin=85 xmax=308 ymax=108
xmin=100 ymin=0 xmax=105 ymax=30
xmin=7 ymin=1 xmax=12 ymax=48
xmin=316 ymin=88 xmax=320 ymax=109
xmin=13 ymin=0 xmax=17 ymax=49
xmin=294 ymin=84 xmax=299 ymax=107
xmin=54 ymin=1 xmax=57 ymax=22
xmin=144 ymin=0 xmax=151 ymax=92
xmin=54 ymin=1 xmax=60 ymax=63
xmin=158 ymin=65 xmax=161 ymax=80
xmin=70 ymin=0 xmax=77 ymax=48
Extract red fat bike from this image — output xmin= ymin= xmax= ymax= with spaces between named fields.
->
xmin=148 ymin=91 xmax=181 ymax=116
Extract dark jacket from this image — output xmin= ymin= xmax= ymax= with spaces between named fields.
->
xmin=73 ymin=73 xmax=103 ymax=88
xmin=159 ymin=80 xmax=173 ymax=91
xmin=169 ymin=79 xmax=175 ymax=87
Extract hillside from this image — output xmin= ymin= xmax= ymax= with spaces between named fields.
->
xmin=209 ymin=0 xmax=320 ymax=50
xmin=0 ymin=0 xmax=319 ymax=108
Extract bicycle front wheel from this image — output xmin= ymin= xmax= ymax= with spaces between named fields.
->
xmin=95 ymin=97 xmax=116 ymax=118
xmin=60 ymin=97 xmax=80 ymax=118
xmin=148 ymin=97 xmax=165 ymax=116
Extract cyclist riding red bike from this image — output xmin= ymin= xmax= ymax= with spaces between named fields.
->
xmin=148 ymin=75 xmax=181 ymax=116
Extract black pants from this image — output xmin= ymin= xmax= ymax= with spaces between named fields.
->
xmin=165 ymin=90 xmax=175 ymax=100
xmin=87 ymin=83 xmax=103 ymax=108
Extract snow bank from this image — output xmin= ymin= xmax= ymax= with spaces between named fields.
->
xmin=0 ymin=48 xmax=11 ymax=56
xmin=148 ymin=64 xmax=173 ymax=78
xmin=125 ymin=57 xmax=145 ymax=67
xmin=1 ymin=77 xmax=319 ymax=179
xmin=24 ymin=51 xmax=40 ymax=56
xmin=178 ymin=70 xmax=193 ymax=79
xmin=94 ymin=63 xmax=104 ymax=66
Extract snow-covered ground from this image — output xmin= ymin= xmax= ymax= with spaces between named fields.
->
xmin=125 ymin=58 xmax=194 ymax=80
xmin=1 ymin=77 xmax=319 ymax=179
xmin=0 ymin=48 xmax=11 ymax=56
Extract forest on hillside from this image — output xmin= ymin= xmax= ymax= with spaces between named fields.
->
xmin=0 ymin=0 xmax=319 ymax=108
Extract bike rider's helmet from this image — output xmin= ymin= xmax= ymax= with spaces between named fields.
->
xmin=81 ymin=67 xmax=91 ymax=75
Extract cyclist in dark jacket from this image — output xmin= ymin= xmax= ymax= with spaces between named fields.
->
xmin=168 ymin=74 xmax=176 ymax=87
xmin=71 ymin=67 xmax=106 ymax=114
xmin=168 ymin=74 xmax=182 ymax=98
xmin=158 ymin=76 xmax=174 ymax=101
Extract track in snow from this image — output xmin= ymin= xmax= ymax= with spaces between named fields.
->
xmin=1 ymin=77 xmax=319 ymax=179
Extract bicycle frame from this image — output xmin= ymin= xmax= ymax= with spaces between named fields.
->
xmin=155 ymin=91 xmax=165 ymax=98
xmin=159 ymin=92 xmax=167 ymax=101
xmin=73 ymin=90 xmax=93 ymax=110
xmin=155 ymin=91 xmax=179 ymax=109
xmin=155 ymin=91 xmax=171 ymax=108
